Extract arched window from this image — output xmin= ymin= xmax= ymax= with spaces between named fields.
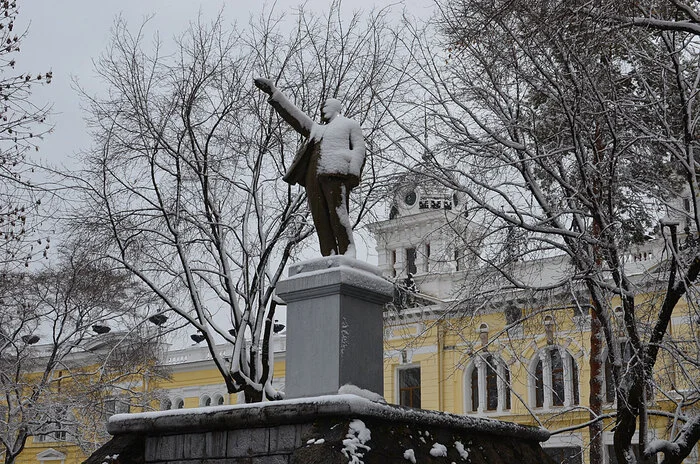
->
xmin=213 ymin=394 xmax=225 ymax=406
xmin=200 ymin=395 xmax=211 ymax=407
xmin=466 ymin=354 xmax=511 ymax=413
xmin=532 ymin=347 xmax=579 ymax=409
xmin=175 ymin=398 xmax=185 ymax=409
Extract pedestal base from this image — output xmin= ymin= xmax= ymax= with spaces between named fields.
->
xmin=86 ymin=395 xmax=554 ymax=464
xmin=275 ymin=256 xmax=394 ymax=399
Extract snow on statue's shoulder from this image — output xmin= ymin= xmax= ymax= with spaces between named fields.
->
xmin=317 ymin=115 xmax=365 ymax=178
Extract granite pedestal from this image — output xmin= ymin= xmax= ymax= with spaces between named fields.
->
xmin=275 ymin=256 xmax=394 ymax=399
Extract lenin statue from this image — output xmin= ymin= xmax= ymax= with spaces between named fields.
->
xmin=254 ymin=77 xmax=366 ymax=257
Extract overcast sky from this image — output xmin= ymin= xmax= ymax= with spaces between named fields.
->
xmin=17 ymin=0 xmax=434 ymax=170
xmin=16 ymin=0 xmax=435 ymax=344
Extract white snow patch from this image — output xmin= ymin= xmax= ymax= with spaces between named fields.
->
xmin=455 ymin=441 xmax=469 ymax=460
xmin=283 ymin=265 xmax=393 ymax=296
xmin=306 ymin=438 xmax=325 ymax=445
xmin=403 ymin=448 xmax=416 ymax=463
xmin=339 ymin=384 xmax=387 ymax=404
xmin=430 ymin=442 xmax=448 ymax=457
xmin=342 ymin=419 xmax=372 ymax=464
xmin=340 ymin=316 xmax=350 ymax=356
xmin=108 ymin=393 xmax=550 ymax=444
xmin=645 ymin=439 xmax=680 ymax=455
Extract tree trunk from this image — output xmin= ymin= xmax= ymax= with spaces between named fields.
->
xmin=589 ymin=310 xmax=605 ymax=464
xmin=614 ymin=372 xmax=644 ymax=463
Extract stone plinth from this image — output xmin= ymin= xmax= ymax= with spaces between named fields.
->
xmin=275 ymin=256 xmax=393 ymax=399
xmin=85 ymin=394 xmax=555 ymax=464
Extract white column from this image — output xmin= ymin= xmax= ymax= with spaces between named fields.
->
xmin=416 ymin=246 xmax=425 ymax=274
xmin=474 ymin=356 xmax=486 ymax=413
xmin=497 ymin=359 xmax=506 ymax=412
xmin=540 ymin=350 xmax=552 ymax=409
xmin=395 ymin=247 xmax=405 ymax=276
xmin=561 ymin=349 xmax=574 ymax=407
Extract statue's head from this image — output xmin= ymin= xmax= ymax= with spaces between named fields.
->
xmin=321 ymin=98 xmax=342 ymax=123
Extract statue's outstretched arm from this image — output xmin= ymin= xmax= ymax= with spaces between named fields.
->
xmin=254 ymin=77 xmax=314 ymax=138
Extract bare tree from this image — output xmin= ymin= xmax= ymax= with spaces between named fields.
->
xmin=0 ymin=0 xmax=52 ymax=273
xmin=585 ymin=0 xmax=700 ymax=36
xmin=0 ymin=245 xmax=164 ymax=464
xmin=382 ymin=0 xmax=700 ymax=462
xmin=67 ymin=5 xmax=407 ymax=403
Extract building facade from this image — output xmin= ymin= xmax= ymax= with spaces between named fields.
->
xmin=373 ymin=171 xmax=698 ymax=464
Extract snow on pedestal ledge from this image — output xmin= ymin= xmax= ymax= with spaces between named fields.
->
xmin=106 ymin=393 xmax=550 ymax=443
xmin=278 ymin=255 xmax=394 ymax=303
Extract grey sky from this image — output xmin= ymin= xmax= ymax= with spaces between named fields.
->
xmin=17 ymin=0 xmax=434 ymax=170
xmin=15 ymin=0 xmax=434 ymax=345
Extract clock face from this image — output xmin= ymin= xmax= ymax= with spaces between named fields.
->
xmin=404 ymin=190 xmax=417 ymax=206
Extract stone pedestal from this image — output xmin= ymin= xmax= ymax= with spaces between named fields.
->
xmin=85 ymin=395 xmax=555 ymax=464
xmin=275 ymin=256 xmax=394 ymax=399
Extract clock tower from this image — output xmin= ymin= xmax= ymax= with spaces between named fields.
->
xmin=368 ymin=167 xmax=480 ymax=300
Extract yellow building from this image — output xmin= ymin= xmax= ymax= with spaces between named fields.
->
xmin=13 ymin=335 xmax=287 ymax=464
xmin=10 ymin=333 xmax=160 ymax=464
xmin=371 ymin=173 xmax=699 ymax=464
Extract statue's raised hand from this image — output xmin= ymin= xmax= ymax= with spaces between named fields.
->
xmin=254 ymin=77 xmax=275 ymax=95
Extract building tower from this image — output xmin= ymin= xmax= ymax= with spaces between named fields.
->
xmin=367 ymin=166 xmax=478 ymax=301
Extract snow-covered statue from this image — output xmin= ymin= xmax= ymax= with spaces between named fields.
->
xmin=254 ymin=77 xmax=366 ymax=257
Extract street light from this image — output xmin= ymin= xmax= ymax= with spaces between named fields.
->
xmin=21 ymin=334 xmax=40 ymax=345
xmin=148 ymin=314 xmax=168 ymax=326
xmin=92 ymin=324 xmax=111 ymax=335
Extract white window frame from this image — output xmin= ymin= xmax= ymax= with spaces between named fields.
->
xmin=464 ymin=354 xmax=511 ymax=415
xmin=603 ymin=431 xmax=660 ymax=464
xmin=37 ymin=448 xmax=66 ymax=464
xmin=395 ymin=363 xmax=421 ymax=408
xmin=529 ymin=346 xmax=579 ymax=410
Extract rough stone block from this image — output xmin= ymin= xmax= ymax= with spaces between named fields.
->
xmin=295 ymin=423 xmax=313 ymax=447
xmin=149 ymin=434 xmax=184 ymax=461
xmin=269 ymin=425 xmax=297 ymax=453
xmin=182 ymin=433 xmax=207 ymax=459
xmin=157 ymin=460 xmax=230 ymax=464
xmin=227 ymin=427 xmax=269 ymax=457
xmin=228 ymin=458 xmax=288 ymax=464
xmin=204 ymin=431 xmax=228 ymax=458
xmin=144 ymin=437 xmax=158 ymax=462
xmin=252 ymin=455 xmax=289 ymax=464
